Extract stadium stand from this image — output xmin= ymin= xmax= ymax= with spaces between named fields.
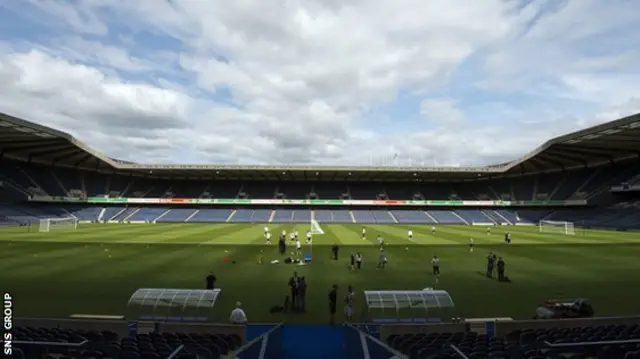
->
xmin=384 ymin=323 xmax=640 ymax=359
xmin=4 ymin=113 xmax=640 ymax=359
xmin=12 ymin=325 xmax=243 ymax=359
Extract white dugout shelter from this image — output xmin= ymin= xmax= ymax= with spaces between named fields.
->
xmin=127 ymin=288 xmax=222 ymax=321
xmin=362 ymin=289 xmax=455 ymax=321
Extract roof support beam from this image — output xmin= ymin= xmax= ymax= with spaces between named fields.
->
xmin=0 ymin=138 xmax=62 ymax=146
xmin=543 ymin=149 xmax=591 ymax=167
xmin=1 ymin=143 xmax=67 ymax=154
xmin=48 ymin=147 xmax=85 ymax=163
xmin=567 ymin=144 xmax=640 ymax=158
xmin=535 ymin=155 xmax=566 ymax=171
xmin=30 ymin=146 xmax=79 ymax=160
xmin=552 ymin=146 xmax=617 ymax=163
xmin=527 ymin=158 xmax=546 ymax=173
xmin=74 ymin=153 xmax=93 ymax=168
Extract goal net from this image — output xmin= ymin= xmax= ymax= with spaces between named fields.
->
xmin=539 ymin=220 xmax=575 ymax=235
xmin=310 ymin=219 xmax=324 ymax=235
xmin=37 ymin=217 xmax=78 ymax=233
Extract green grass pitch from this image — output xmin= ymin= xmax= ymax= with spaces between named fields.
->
xmin=2 ymin=222 xmax=640 ymax=324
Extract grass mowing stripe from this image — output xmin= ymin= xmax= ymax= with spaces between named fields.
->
xmin=3 ymin=223 xmax=640 ymax=323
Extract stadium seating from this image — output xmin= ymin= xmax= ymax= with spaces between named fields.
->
xmin=330 ymin=210 xmax=353 ymax=223
xmin=230 ymin=209 xmax=254 ymax=222
xmin=292 ymin=209 xmax=311 ymax=223
xmin=371 ymin=210 xmax=396 ymax=224
xmin=5 ymin=157 xmax=640 ymax=229
xmin=128 ymin=207 xmax=168 ymax=222
xmin=5 ymin=201 xmax=640 ymax=229
xmin=428 ymin=210 xmax=466 ymax=224
xmin=251 ymin=209 xmax=272 ymax=222
xmin=157 ymin=208 xmax=197 ymax=223
xmin=386 ymin=324 xmax=640 ymax=359
xmin=391 ymin=210 xmax=435 ymax=224
xmin=272 ymin=209 xmax=294 ymax=223
xmin=112 ymin=207 xmax=140 ymax=222
xmin=352 ymin=210 xmax=376 ymax=224
xmin=66 ymin=206 xmax=101 ymax=221
xmin=455 ymin=210 xmax=495 ymax=224
xmin=189 ymin=209 xmax=231 ymax=223
xmin=13 ymin=327 xmax=242 ymax=359
xmin=3 ymin=159 xmax=640 ymax=202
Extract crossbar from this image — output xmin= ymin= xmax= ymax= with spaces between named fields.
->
xmin=544 ymin=339 xmax=640 ymax=347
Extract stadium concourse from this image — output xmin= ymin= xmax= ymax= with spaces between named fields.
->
xmin=2 ymin=112 xmax=640 ymax=359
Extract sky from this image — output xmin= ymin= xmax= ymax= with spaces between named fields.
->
xmin=0 ymin=0 xmax=639 ymax=167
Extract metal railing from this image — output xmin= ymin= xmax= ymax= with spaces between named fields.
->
xmin=166 ymin=344 xmax=184 ymax=359
xmin=450 ymin=344 xmax=469 ymax=359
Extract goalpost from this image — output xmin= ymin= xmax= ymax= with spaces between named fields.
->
xmin=539 ymin=220 xmax=575 ymax=235
xmin=36 ymin=217 xmax=79 ymax=233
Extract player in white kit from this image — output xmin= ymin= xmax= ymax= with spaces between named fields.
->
xmin=295 ymin=238 xmax=302 ymax=255
xmin=377 ymin=235 xmax=384 ymax=247
xmin=469 ymin=238 xmax=474 ymax=252
xmin=361 ymin=227 xmax=366 ymax=240
xmin=264 ymin=226 xmax=269 ymax=235
xmin=486 ymin=227 xmax=491 ymax=235
xmin=306 ymin=230 xmax=312 ymax=243
xmin=431 ymin=226 xmax=436 ymax=234
xmin=289 ymin=232 xmax=296 ymax=241
xmin=265 ymin=231 xmax=272 ymax=244
xmin=408 ymin=229 xmax=413 ymax=240
xmin=294 ymin=230 xmax=299 ymax=240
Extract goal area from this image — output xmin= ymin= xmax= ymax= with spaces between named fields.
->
xmin=539 ymin=220 xmax=575 ymax=235
xmin=34 ymin=217 xmax=79 ymax=233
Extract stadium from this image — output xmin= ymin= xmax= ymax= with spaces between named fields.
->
xmin=2 ymin=109 xmax=640 ymax=359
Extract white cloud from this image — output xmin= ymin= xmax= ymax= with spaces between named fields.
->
xmin=0 ymin=0 xmax=639 ymax=166
xmin=420 ymin=99 xmax=466 ymax=124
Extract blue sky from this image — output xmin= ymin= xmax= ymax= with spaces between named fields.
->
xmin=0 ymin=0 xmax=639 ymax=166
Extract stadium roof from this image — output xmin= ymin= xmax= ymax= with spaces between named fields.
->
xmin=1 ymin=111 xmax=640 ymax=181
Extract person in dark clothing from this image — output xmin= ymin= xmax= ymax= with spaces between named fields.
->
xmin=288 ymin=272 xmax=300 ymax=312
xmin=350 ymin=252 xmax=355 ymax=271
xmin=206 ymin=273 xmax=216 ymax=290
xmin=329 ymin=284 xmax=338 ymax=324
xmin=356 ymin=252 xmax=362 ymax=270
xmin=497 ymin=257 xmax=506 ymax=281
xmin=298 ymin=277 xmax=307 ymax=312
xmin=331 ymin=244 xmax=339 ymax=260
xmin=486 ymin=252 xmax=496 ymax=278
xmin=278 ymin=237 xmax=286 ymax=255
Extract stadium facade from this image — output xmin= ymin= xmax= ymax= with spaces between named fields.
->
xmin=1 ymin=112 xmax=640 ymax=229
